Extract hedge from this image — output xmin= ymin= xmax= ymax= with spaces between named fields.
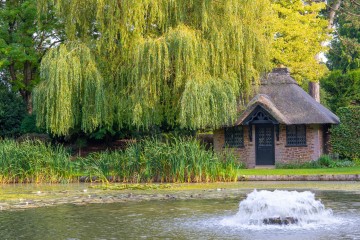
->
xmin=331 ymin=106 xmax=360 ymax=160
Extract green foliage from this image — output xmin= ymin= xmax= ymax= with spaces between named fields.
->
xmin=20 ymin=114 xmax=44 ymax=134
xmin=275 ymin=155 xmax=355 ymax=169
xmin=353 ymin=158 xmax=360 ymax=166
xmin=321 ymin=69 xmax=360 ymax=111
xmin=0 ymin=139 xmax=75 ymax=183
xmin=327 ymin=1 xmax=360 ymax=71
xmin=0 ymin=0 xmax=63 ymax=110
xmin=331 ymin=106 xmax=360 ymax=160
xmin=35 ymin=0 xmax=273 ymax=135
xmin=271 ymin=0 xmax=329 ymax=83
xmin=317 ymin=155 xmax=332 ymax=167
xmin=89 ymin=127 xmax=116 ymax=140
xmin=321 ymin=1 xmax=360 ymax=113
xmin=83 ymin=137 xmax=242 ymax=183
xmin=33 ymin=43 xmax=106 ymax=136
xmin=0 ymin=0 xmax=39 ymax=85
xmin=0 ymin=85 xmax=26 ymax=138
xmin=276 ymin=161 xmax=321 ymax=169
xmin=0 ymin=138 xmax=241 ymax=183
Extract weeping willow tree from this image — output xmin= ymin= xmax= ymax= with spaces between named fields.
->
xmin=34 ymin=0 xmax=273 ymax=136
xmin=33 ymin=43 xmax=106 ymax=135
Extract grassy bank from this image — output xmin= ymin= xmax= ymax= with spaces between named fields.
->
xmin=239 ymin=167 xmax=360 ymax=176
xmin=0 ymin=138 xmax=241 ymax=183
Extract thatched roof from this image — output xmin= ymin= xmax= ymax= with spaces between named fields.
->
xmin=236 ymin=68 xmax=340 ymax=125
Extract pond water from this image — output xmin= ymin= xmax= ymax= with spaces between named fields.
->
xmin=0 ymin=189 xmax=360 ymax=239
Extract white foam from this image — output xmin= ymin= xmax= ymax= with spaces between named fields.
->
xmin=221 ymin=190 xmax=341 ymax=230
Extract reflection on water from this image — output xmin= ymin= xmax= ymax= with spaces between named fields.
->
xmin=0 ymin=190 xmax=359 ymax=239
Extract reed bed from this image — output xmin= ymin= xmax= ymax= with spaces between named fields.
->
xmin=0 ymin=139 xmax=76 ymax=183
xmin=0 ymin=138 xmax=242 ymax=183
xmin=84 ymin=137 xmax=242 ymax=183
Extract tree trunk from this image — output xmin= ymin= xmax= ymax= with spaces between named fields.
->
xmin=25 ymin=92 xmax=33 ymax=114
xmin=22 ymin=61 xmax=33 ymax=114
xmin=20 ymin=90 xmax=33 ymax=114
xmin=328 ymin=0 xmax=342 ymax=30
xmin=309 ymin=81 xmax=320 ymax=102
xmin=9 ymin=63 xmax=17 ymax=82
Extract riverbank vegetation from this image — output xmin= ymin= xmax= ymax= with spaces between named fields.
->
xmin=275 ymin=155 xmax=358 ymax=169
xmin=1 ymin=138 xmax=358 ymax=184
xmin=0 ymin=138 xmax=242 ymax=184
xmin=0 ymin=140 xmax=74 ymax=183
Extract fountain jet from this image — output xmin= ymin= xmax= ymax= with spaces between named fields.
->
xmin=223 ymin=190 xmax=334 ymax=226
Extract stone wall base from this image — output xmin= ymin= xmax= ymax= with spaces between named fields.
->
xmin=238 ymin=174 xmax=360 ymax=181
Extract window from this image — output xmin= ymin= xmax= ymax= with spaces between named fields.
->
xmin=224 ymin=126 xmax=244 ymax=148
xmin=286 ymin=125 xmax=306 ymax=146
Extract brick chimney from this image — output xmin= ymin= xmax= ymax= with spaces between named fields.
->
xmin=308 ymin=82 xmax=320 ymax=102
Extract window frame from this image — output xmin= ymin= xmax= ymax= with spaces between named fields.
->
xmin=224 ymin=126 xmax=244 ymax=148
xmin=286 ymin=124 xmax=307 ymax=147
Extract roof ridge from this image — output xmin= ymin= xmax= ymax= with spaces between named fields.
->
xmin=260 ymin=68 xmax=298 ymax=85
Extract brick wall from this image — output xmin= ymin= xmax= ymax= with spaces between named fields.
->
xmin=276 ymin=124 xmax=323 ymax=164
xmin=214 ymin=126 xmax=256 ymax=168
xmin=213 ymin=124 xmax=324 ymax=168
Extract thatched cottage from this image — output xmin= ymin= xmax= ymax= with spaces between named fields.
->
xmin=213 ymin=68 xmax=340 ymax=168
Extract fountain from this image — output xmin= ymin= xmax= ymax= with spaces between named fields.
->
xmin=222 ymin=190 xmax=335 ymax=227
xmin=1 ymin=186 xmax=359 ymax=239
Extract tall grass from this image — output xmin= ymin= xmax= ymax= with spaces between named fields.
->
xmin=0 ymin=139 xmax=76 ymax=183
xmin=84 ymin=137 xmax=242 ymax=183
xmin=0 ymin=138 xmax=242 ymax=183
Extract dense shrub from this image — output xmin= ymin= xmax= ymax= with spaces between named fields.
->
xmin=354 ymin=158 xmax=360 ymax=166
xmin=0 ymin=86 xmax=26 ymax=138
xmin=20 ymin=114 xmax=45 ymax=134
xmin=321 ymin=70 xmax=360 ymax=112
xmin=275 ymin=155 xmax=355 ymax=169
xmin=317 ymin=155 xmax=355 ymax=168
xmin=331 ymin=107 xmax=360 ymax=160
xmin=275 ymin=161 xmax=321 ymax=169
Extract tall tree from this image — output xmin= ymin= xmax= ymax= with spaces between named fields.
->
xmin=34 ymin=0 xmax=273 ymax=136
xmin=321 ymin=0 xmax=360 ymax=111
xmin=326 ymin=0 xmax=360 ymax=71
xmin=0 ymin=0 xmax=63 ymax=113
xmin=321 ymin=69 xmax=360 ymax=111
xmin=271 ymin=0 xmax=329 ymax=84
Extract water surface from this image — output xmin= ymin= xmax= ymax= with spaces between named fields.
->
xmin=0 ymin=189 xmax=359 ymax=239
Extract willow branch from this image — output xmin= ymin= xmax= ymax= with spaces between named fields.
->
xmin=350 ymin=0 xmax=360 ymax=7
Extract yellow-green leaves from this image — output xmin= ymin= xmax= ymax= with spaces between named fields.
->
xmin=271 ymin=0 xmax=329 ymax=83
xmin=35 ymin=0 xmax=273 ymax=134
xmin=33 ymin=43 xmax=105 ymax=136
xmin=179 ymin=75 xmax=238 ymax=129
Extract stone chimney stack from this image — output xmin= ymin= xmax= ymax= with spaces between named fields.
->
xmin=308 ymin=82 xmax=320 ymax=103
xmin=272 ymin=67 xmax=290 ymax=75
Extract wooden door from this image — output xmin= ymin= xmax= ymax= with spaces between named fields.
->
xmin=255 ymin=124 xmax=275 ymax=165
